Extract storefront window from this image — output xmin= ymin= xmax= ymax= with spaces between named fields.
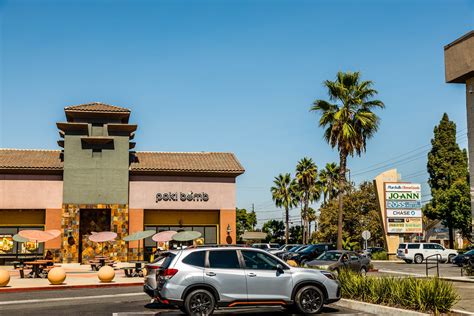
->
xmin=0 ymin=228 xmax=16 ymax=255
xmin=0 ymin=227 xmax=44 ymax=259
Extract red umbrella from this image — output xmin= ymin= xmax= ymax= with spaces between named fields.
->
xmin=152 ymin=231 xmax=177 ymax=243
xmin=88 ymin=231 xmax=117 ymax=243
xmin=19 ymin=230 xmax=60 ymax=243
xmin=88 ymin=231 xmax=117 ymax=256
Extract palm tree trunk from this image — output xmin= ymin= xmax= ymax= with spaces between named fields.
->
xmin=301 ymin=202 xmax=306 ymax=244
xmin=285 ymin=207 xmax=289 ymax=244
xmin=448 ymin=225 xmax=454 ymax=249
xmin=304 ymin=193 xmax=309 ymax=243
xmin=337 ymin=151 xmax=347 ymax=250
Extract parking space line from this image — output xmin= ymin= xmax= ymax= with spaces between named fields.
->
xmin=0 ymin=292 xmax=146 ymax=306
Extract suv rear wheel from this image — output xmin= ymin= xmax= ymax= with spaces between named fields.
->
xmin=184 ymin=289 xmax=215 ymax=316
xmin=414 ymin=254 xmax=423 ymax=264
xmin=294 ymin=285 xmax=324 ymax=314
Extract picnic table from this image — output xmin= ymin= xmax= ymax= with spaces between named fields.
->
xmin=23 ymin=260 xmax=54 ymax=278
xmin=89 ymin=257 xmax=116 ymax=271
xmin=122 ymin=261 xmax=147 ymax=277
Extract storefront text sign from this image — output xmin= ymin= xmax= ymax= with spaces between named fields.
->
xmin=385 ymin=182 xmax=422 ymax=234
xmin=156 ymin=192 xmax=209 ymax=203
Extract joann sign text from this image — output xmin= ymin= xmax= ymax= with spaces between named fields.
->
xmin=156 ymin=192 xmax=209 ymax=203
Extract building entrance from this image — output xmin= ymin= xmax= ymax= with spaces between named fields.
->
xmin=79 ymin=209 xmax=111 ymax=263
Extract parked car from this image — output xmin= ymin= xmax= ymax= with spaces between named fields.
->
xmin=278 ymin=245 xmax=308 ymax=260
xmin=452 ymin=249 xmax=474 ymax=266
xmin=364 ymin=247 xmax=385 ymax=258
xmin=306 ymin=250 xmax=371 ymax=275
xmin=252 ymin=243 xmax=280 ymax=251
xmin=144 ymin=246 xmax=341 ymax=315
xmin=268 ymin=244 xmax=300 ymax=255
xmin=396 ymin=242 xmax=458 ymax=264
xmin=287 ymin=243 xmax=336 ymax=265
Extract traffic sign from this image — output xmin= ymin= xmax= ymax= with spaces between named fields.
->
xmin=362 ymin=230 xmax=371 ymax=240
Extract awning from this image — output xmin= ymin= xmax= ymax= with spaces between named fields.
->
xmin=241 ymin=231 xmax=267 ymax=241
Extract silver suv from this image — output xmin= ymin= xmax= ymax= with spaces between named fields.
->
xmin=144 ymin=247 xmax=340 ymax=315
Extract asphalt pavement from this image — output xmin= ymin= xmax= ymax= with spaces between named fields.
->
xmin=0 ymin=286 xmax=370 ymax=316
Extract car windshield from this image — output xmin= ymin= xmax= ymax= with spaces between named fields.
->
xmin=300 ymin=245 xmax=316 ymax=253
xmin=466 ymin=250 xmax=474 ymax=255
xmin=288 ymin=246 xmax=300 ymax=252
xmin=316 ymin=252 xmax=341 ymax=261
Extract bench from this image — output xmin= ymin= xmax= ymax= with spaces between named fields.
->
xmin=15 ymin=265 xmax=33 ymax=279
xmin=120 ymin=267 xmax=134 ymax=277
xmin=90 ymin=261 xmax=116 ymax=271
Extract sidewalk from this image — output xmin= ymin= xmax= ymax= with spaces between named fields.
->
xmin=0 ymin=263 xmax=143 ymax=292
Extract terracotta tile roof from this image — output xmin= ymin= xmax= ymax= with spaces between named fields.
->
xmin=64 ymin=102 xmax=130 ymax=113
xmin=0 ymin=149 xmax=63 ymax=171
xmin=131 ymin=152 xmax=245 ymax=175
xmin=0 ymin=149 xmax=244 ymax=176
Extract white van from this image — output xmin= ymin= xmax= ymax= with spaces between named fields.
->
xmin=397 ymin=242 xmax=457 ymax=264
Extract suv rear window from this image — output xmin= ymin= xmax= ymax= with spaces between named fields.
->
xmin=209 ymin=250 xmax=240 ymax=269
xmin=153 ymin=253 xmax=176 ymax=269
xmin=398 ymin=244 xmax=406 ymax=249
xmin=182 ymin=251 xmax=205 ymax=267
xmin=408 ymin=244 xmax=420 ymax=249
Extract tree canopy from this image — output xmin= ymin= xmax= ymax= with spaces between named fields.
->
xmin=424 ymin=113 xmax=471 ymax=246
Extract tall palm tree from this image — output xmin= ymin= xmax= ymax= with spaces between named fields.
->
xmin=311 ymin=71 xmax=384 ymax=250
xmin=306 ymin=207 xmax=317 ymax=239
xmin=295 ymin=158 xmax=320 ymax=243
xmin=319 ymin=162 xmax=340 ymax=205
xmin=271 ymin=173 xmax=298 ymax=243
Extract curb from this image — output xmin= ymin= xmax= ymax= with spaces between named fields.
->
xmin=333 ymin=299 xmax=474 ymax=316
xmin=0 ymin=282 xmax=143 ymax=293
xmin=333 ymin=298 xmax=427 ymax=315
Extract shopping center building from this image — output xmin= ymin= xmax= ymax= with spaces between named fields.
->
xmin=0 ymin=103 xmax=244 ymax=264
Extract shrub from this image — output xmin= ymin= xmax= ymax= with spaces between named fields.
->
xmin=371 ymin=251 xmax=388 ymax=260
xmin=338 ymin=270 xmax=459 ymax=314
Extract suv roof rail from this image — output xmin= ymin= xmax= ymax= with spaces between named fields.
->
xmin=189 ymin=244 xmax=250 ymax=248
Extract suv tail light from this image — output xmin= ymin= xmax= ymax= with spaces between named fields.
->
xmin=160 ymin=268 xmax=178 ymax=280
xmin=405 ymin=249 xmax=408 ymax=254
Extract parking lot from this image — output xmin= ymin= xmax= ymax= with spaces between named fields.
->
xmin=373 ymin=260 xmax=464 ymax=278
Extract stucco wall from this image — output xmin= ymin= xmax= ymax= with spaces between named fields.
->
xmin=0 ymin=177 xmax=63 ymax=209
xmin=129 ymin=176 xmax=236 ymax=210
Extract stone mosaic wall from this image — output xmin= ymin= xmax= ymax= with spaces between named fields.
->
xmin=61 ymin=204 xmax=129 ymax=263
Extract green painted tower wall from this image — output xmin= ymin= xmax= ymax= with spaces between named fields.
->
xmin=62 ymin=124 xmax=129 ymax=205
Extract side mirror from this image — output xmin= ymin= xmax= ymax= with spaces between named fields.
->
xmin=276 ymin=264 xmax=284 ymax=273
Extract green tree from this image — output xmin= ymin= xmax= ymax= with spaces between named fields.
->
xmin=262 ymin=220 xmax=285 ymax=243
xmin=236 ymin=208 xmax=257 ymax=242
xmin=316 ymin=181 xmax=384 ymax=247
xmin=289 ymin=225 xmax=303 ymax=244
xmin=294 ymin=157 xmax=321 ymax=243
xmin=424 ymin=113 xmax=471 ymax=248
xmin=311 ymin=71 xmax=384 ymax=249
xmin=319 ymin=162 xmax=340 ymax=205
xmin=271 ymin=173 xmax=298 ymax=243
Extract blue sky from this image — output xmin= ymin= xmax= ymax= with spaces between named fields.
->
xmin=1 ymin=0 xmax=473 ymax=226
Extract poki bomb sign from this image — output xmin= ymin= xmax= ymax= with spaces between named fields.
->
xmin=385 ymin=183 xmax=422 ymax=233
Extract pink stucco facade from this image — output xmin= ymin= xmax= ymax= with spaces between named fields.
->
xmin=0 ymin=175 xmax=63 ymax=209
xmin=129 ymin=176 xmax=236 ymax=210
